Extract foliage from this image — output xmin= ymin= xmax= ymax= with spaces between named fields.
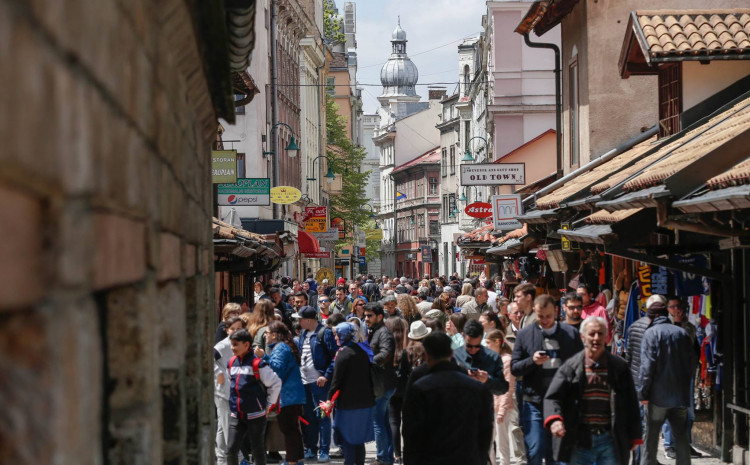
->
xmin=323 ymin=0 xmax=345 ymax=44
xmin=325 ymin=95 xmax=371 ymax=239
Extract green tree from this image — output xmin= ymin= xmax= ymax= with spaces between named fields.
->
xmin=323 ymin=0 xmax=345 ymax=44
xmin=325 ymin=95 xmax=371 ymax=239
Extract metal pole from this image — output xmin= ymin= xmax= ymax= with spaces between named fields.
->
xmin=270 ymin=0 xmax=280 ymax=219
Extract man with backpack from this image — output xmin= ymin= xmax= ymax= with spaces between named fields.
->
xmin=294 ymin=306 xmax=339 ymax=462
xmin=362 ymin=275 xmax=381 ymax=302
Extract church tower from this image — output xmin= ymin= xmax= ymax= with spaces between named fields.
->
xmin=378 ymin=19 xmax=422 ymax=117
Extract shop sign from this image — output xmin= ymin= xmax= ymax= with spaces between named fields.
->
xmin=460 ymin=163 xmax=525 ymax=186
xmin=316 ymin=267 xmax=335 ymax=282
xmin=314 ymin=228 xmax=339 ymax=241
xmin=491 ymin=195 xmax=523 ymax=231
xmin=359 ymin=247 xmax=366 ymax=257
xmin=560 ymin=222 xmax=579 ymax=251
xmin=421 ymin=245 xmax=432 ymax=263
xmin=464 ymin=254 xmax=484 ymax=260
xmin=217 ymin=178 xmax=270 ymax=206
xmin=358 ymin=256 xmax=366 ymax=267
xmin=270 ymin=186 xmax=302 ymax=204
xmin=331 ymin=217 xmax=345 ymax=239
xmin=464 ymin=202 xmax=493 ymax=219
xmin=303 ymin=251 xmax=331 ymax=259
xmin=472 ymin=259 xmax=486 ymax=265
xmin=212 ymin=150 xmax=238 ymax=184
xmin=304 ymin=206 xmax=328 ymax=233
xmin=365 ymin=228 xmax=383 ymax=240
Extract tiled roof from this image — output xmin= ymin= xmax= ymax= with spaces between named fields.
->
xmin=624 ymin=96 xmax=750 ymax=191
xmin=392 ymin=147 xmax=441 ymax=173
xmin=330 ymin=52 xmax=348 ymax=69
xmin=459 ymin=224 xmax=495 ymax=244
xmin=534 ymin=137 xmax=656 ymax=210
xmin=635 ymin=10 xmax=750 ymax=62
xmin=584 ymin=208 xmax=642 ymax=225
xmin=706 ymin=157 xmax=750 ymax=189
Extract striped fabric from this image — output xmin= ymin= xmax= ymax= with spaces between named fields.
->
xmin=581 ymin=357 xmax=611 ymax=428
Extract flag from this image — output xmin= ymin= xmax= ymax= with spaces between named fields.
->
xmin=623 ymin=282 xmax=643 ymax=345
xmin=395 ymin=191 xmax=406 ymax=201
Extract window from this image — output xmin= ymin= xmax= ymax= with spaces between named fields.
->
xmin=234 ymin=94 xmax=246 ymax=115
xmin=442 ymin=194 xmax=449 ymax=222
xmin=569 ymin=59 xmax=579 ymax=167
xmin=441 ymin=148 xmax=447 ymax=177
xmin=326 ymin=77 xmax=335 ymax=96
xmin=658 ymin=63 xmax=682 ymax=137
xmin=448 ymin=193 xmax=457 ymax=222
xmin=429 ymin=177 xmax=438 ymax=195
xmin=449 ymin=146 xmax=455 ymax=174
xmin=237 ymin=152 xmax=245 ymax=178
xmin=430 ymin=220 xmax=440 ymax=236
xmin=463 ymin=65 xmax=470 ymax=96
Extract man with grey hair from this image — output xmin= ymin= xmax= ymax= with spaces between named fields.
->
xmin=460 ymin=287 xmax=488 ymax=320
xmin=381 ymin=294 xmax=402 ymax=318
xmin=544 ymin=316 xmax=641 ymax=465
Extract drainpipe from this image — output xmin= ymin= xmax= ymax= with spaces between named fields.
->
xmin=523 ymin=33 xmax=562 ymax=180
xmin=270 ymin=0 xmax=280 ymax=219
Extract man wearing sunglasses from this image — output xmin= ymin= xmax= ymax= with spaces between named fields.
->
xmin=563 ymin=292 xmax=584 ymax=331
xmin=453 ymin=319 xmax=509 ymax=395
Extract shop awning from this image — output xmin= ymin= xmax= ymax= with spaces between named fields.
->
xmin=555 ymin=208 xmax=643 ymax=245
xmin=298 ymin=231 xmax=322 ymax=254
xmin=213 ymin=218 xmax=285 ymax=273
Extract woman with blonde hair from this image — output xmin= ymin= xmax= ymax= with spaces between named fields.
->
xmin=485 ymin=329 xmax=523 ymax=465
xmin=215 ymin=302 xmax=241 ymax=343
xmin=455 ymin=283 xmax=475 ymax=308
xmin=396 ymin=293 xmax=421 ymax=324
xmin=247 ymin=299 xmax=276 ymax=350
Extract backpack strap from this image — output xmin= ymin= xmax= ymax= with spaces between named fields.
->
xmin=229 ymin=355 xmax=238 ymax=370
xmin=252 ymin=356 xmax=262 ymax=381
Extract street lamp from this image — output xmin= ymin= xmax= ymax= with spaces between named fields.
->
xmin=459 ymin=186 xmax=478 ymax=203
xmin=307 ymin=155 xmax=337 ymax=184
xmin=461 ymin=135 xmax=489 ymax=163
xmin=364 ymin=204 xmax=379 ymax=229
xmin=262 ymin=122 xmax=300 ymax=158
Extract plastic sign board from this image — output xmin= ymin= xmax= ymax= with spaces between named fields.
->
xmin=304 ymin=206 xmax=328 ymax=233
xmin=303 ymin=251 xmax=332 ymax=259
xmin=421 ymin=245 xmax=432 ymax=263
xmin=464 ymin=202 xmax=493 ymax=219
xmin=331 ymin=217 xmax=345 ymax=239
xmin=365 ymin=228 xmax=383 ymax=240
xmin=212 ymin=150 xmax=238 ymax=183
xmin=316 ymin=267 xmax=335 ymax=282
xmin=491 ymin=195 xmax=523 ymax=231
xmin=314 ymin=228 xmax=339 ymax=241
xmin=217 ymin=178 xmax=270 ymax=206
xmin=270 ymin=186 xmax=302 ymax=204
xmin=460 ymin=163 xmax=525 ymax=186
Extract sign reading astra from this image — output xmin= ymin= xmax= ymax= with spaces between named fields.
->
xmin=491 ymin=194 xmax=523 ymax=231
xmin=464 ymin=202 xmax=493 ymax=218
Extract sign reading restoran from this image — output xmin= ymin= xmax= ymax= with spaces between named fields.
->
xmin=491 ymin=194 xmax=523 ymax=231
xmin=212 ymin=150 xmax=238 ymax=184
xmin=460 ymin=163 xmax=525 ymax=186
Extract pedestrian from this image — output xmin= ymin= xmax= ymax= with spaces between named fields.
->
xmin=511 ymin=294 xmax=584 ymax=465
xmin=415 ymin=292 xmax=433 ymax=315
xmin=396 ymin=293 xmax=422 ymax=324
xmin=453 ymin=319 xmax=509 ymax=395
xmin=461 ymin=287 xmax=490 ymax=320
xmin=381 ymin=295 xmax=402 ymax=318
xmin=485 ymin=280 xmax=498 ymax=313
xmin=544 ymin=316 xmax=642 ymax=465
xmin=365 ymin=301 xmax=397 ymax=465
xmin=254 ymin=282 xmax=267 ymax=302
xmin=513 ymin=283 xmax=537 ymax=329
xmin=386 ymin=316 xmax=411 ymax=464
xmin=225 ymin=329 xmax=283 ymax=465
xmin=639 ymin=299 xmax=697 ymax=465
xmin=455 ymin=283 xmax=475 ymax=308
xmin=333 ymin=287 xmax=352 ymax=315
xmin=232 ymin=295 xmax=253 ymax=314
xmin=214 ymin=316 xmax=246 ymax=465
xmin=322 ymin=322 xmax=375 ymax=465
xmin=445 ymin=312 xmax=467 ymax=350
xmin=294 ymin=306 xmax=338 ymax=462
xmin=402 ymin=331 xmax=494 ymax=465
xmin=255 ymin=321 xmax=306 ymax=465
xmin=348 ymin=297 xmax=367 ymax=321
xmin=349 ymin=282 xmax=368 ymax=303
xmin=562 ymin=292 xmax=584 ymax=331
xmin=479 ymin=311 xmax=503 ymax=346
xmin=318 ymin=294 xmax=333 ymax=321
xmin=576 ymin=283 xmax=609 ymax=329
xmin=505 ymin=302 xmax=523 ymax=350
xmin=485 ymin=329 xmax=525 ymax=465
xmin=216 ymin=302 xmax=242 ymax=344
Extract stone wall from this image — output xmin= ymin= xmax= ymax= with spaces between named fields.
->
xmin=0 ymin=0 xmax=217 ymax=464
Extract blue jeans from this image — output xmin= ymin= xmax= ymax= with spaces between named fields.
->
xmin=643 ymin=405 xmax=690 ymax=465
xmin=663 ymin=378 xmax=695 ymax=447
xmin=521 ymin=401 xmax=559 ymax=465
xmin=302 ymin=382 xmax=331 ymax=455
xmin=570 ymin=431 xmax=617 ymax=465
xmin=341 ymin=441 xmax=366 ymax=465
xmin=373 ymin=387 xmax=396 ymax=464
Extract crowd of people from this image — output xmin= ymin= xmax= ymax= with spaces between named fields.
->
xmin=213 ymin=273 xmax=701 ymax=465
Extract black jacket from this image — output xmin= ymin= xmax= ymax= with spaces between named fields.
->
xmin=402 ymin=361 xmax=494 ymax=465
xmin=624 ymin=316 xmax=652 ymax=385
xmin=369 ymin=321 xmax=397 ymax=391
xmin=511 ymin=323 xmax=583 ymax=404
xmin=329 ymin=343 xmax=375 ymax=410
xmin=543 ymin=351 xmax=641 ymax=465
xmin=453 ymin=345 xmax=509 ymax=395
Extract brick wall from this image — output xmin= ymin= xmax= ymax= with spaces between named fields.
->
xmin=0 ymin=0 xmax=217 ymax=464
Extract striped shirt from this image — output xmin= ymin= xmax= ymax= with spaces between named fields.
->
xmin=581 ymin=355 xmax=611 ymax=428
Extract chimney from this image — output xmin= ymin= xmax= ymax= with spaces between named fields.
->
xmin=428 ymin=86 xmax=447 ymax=101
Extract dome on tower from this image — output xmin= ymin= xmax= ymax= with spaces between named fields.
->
xmin=379 ymin=20 xmax=419 ymax=99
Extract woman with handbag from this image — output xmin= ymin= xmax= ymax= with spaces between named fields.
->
xmin=321 ymin=322 xmax=375 ymax=465
xmin=255 ymin=321 xmax=305 ymax=465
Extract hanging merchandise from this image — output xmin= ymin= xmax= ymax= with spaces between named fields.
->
xmin=672 ymin=254 xmax=710 ymax=296
xmin=636 ymin=262 xmax=652 ymax=310
xmin=651 ymin=266 xmax=668 ymax=295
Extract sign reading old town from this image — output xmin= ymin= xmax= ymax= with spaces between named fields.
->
xmin=464 ymin=202 xmax=493 ymax=218
xmin=460 ymin=163 xmax=525 ymax=186
xmin=491 ymin=194 xmax=523 ymax=231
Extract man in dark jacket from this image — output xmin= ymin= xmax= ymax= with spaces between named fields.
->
xmin=544 ymin=316 xmax=642 ymax=465
xmin=511 ymin=294 xmax=584 ymax=465
xmin=639 ymin=302 xmax=697 ymax=465
xmin=453 ymin=319 xmax=509 ymax=395
xmin=295 ymin=306 xmax=339 ymax=462
xmin=365 ymin=302 xmax=396 ymax=465
xmin=403 ymin=331 xmax=494 ymax=465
